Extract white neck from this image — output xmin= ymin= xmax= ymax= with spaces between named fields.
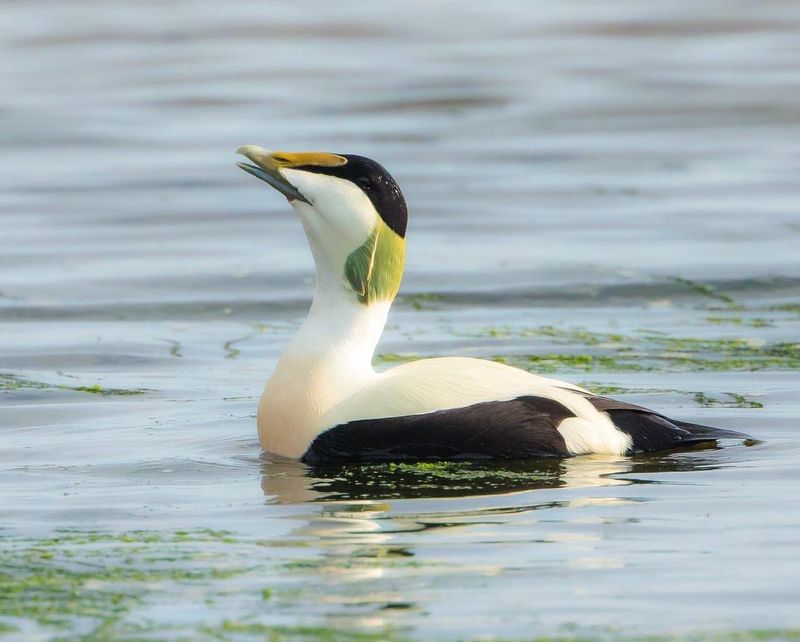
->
xmin=257 ymin=264 xmax=391 ymax=458
xmin=290 ymin=278 xmax=390 ymax=371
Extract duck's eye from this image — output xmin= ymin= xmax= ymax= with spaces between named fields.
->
xmin=355 ymin=176 xmax=372 ymax=190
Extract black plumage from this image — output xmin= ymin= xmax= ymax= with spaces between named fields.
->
xmin=301 ymin=393 xmax=749 ymax=464
xmin=294 ymin=154 xmax=407 ymax=237
xmin=302 ymin=396 xmax=574 ymax=464
xmin=585 ymin=395 xmax=748 ymax=453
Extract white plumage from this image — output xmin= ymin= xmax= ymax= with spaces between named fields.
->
xmin=237 ymin=146 xmax=743 ymax=462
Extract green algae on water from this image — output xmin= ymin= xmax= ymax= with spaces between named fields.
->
xmin=375 ymin=352 xmax=422 ymax=364
xmin=0 ymin=373 xmax=51 ymax=390
xmin=401 ymin=292 xmax=445 ymax=311
xmin=492 ymin=353 xmax=651 ymax=373
xmin=579 ymin=382 xmax=763 ymax=407
xmin=578 ymin=383 xmax=677 ymax=395
xmin=693 ymin=392 xmax=764 ymax=409
xmin=0 ymin=530 xmax=262 ymax=639
xmin=202 ymin=622 xmax=407 ymax=641
xmin=0 ymin=374 xmax=147 ymax=396
xmin=165 ymin=339 xmax=183 ymax=358
xmin=224 ymin=334 xmax=255 ymax=359
xmin=71 ymin=384 xmax=145 ymax=396
xmin=2 ymin=530 xmax=798 ymax=641
xmin=464 ymin=325 xmax=628 ymax=345
xmin=476 ymin=324 xmax=800 ymax=373
xmin=669 ymin=276 xmax=740 ymax=308
xmin=705 ymin=316 xmax=773 ymax=328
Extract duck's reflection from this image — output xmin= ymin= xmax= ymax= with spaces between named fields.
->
xmin=257 ymin=447 xmax=729 ymax=630
xmin=260 ymin=445 xmax=726 ymax=505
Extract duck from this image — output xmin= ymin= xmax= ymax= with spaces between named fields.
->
xmin=236 ymin=145 xmax=747 ymax=464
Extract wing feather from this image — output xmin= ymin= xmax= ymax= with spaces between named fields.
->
xmin=303 ymin=396 xmax=574 ymax=464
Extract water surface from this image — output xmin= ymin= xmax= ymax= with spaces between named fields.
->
xmin=1 ymin=1 xmax=799 ymax=640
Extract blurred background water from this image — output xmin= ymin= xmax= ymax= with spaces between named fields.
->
xmin=1 ymin=1 xmax=799 ymax=640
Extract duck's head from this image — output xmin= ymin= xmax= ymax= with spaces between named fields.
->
xmin=237 ymin=146 xmax=406 ymax=305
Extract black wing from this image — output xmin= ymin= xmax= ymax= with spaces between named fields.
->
xmin=302 ymin=396 xmax=574 ymax=464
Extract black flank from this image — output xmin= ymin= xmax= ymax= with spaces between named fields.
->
xmin=302 ymin=396 xmax=574 ymax=464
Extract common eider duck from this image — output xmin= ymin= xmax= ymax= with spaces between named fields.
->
xmin=236 ymin=146 xmax=747 ymax=463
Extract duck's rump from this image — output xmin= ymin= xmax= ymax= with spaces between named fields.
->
xmin=301 ymin=394 xmax=748 ymax=464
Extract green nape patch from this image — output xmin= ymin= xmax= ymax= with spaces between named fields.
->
xmin=345 ymin=219 xmax=406 ymax=305
xmin=0 ymin=373 xmax=147 ymax=396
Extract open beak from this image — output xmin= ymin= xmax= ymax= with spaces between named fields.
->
xmin=236 ymin=145 xmax=347 ymax=205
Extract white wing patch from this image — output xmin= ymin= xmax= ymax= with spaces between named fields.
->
xmin=556 ymin=417 xmax=632 ymax=456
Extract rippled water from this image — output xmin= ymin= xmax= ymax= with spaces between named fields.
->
xmin=2 ymin=1 xmax=800 ymax=640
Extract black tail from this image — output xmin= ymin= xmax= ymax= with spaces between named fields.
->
xmin=671 ymin=419 xmax=752 ymax=441
xmin=586 ymin=395 xmax=752 ymax=454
